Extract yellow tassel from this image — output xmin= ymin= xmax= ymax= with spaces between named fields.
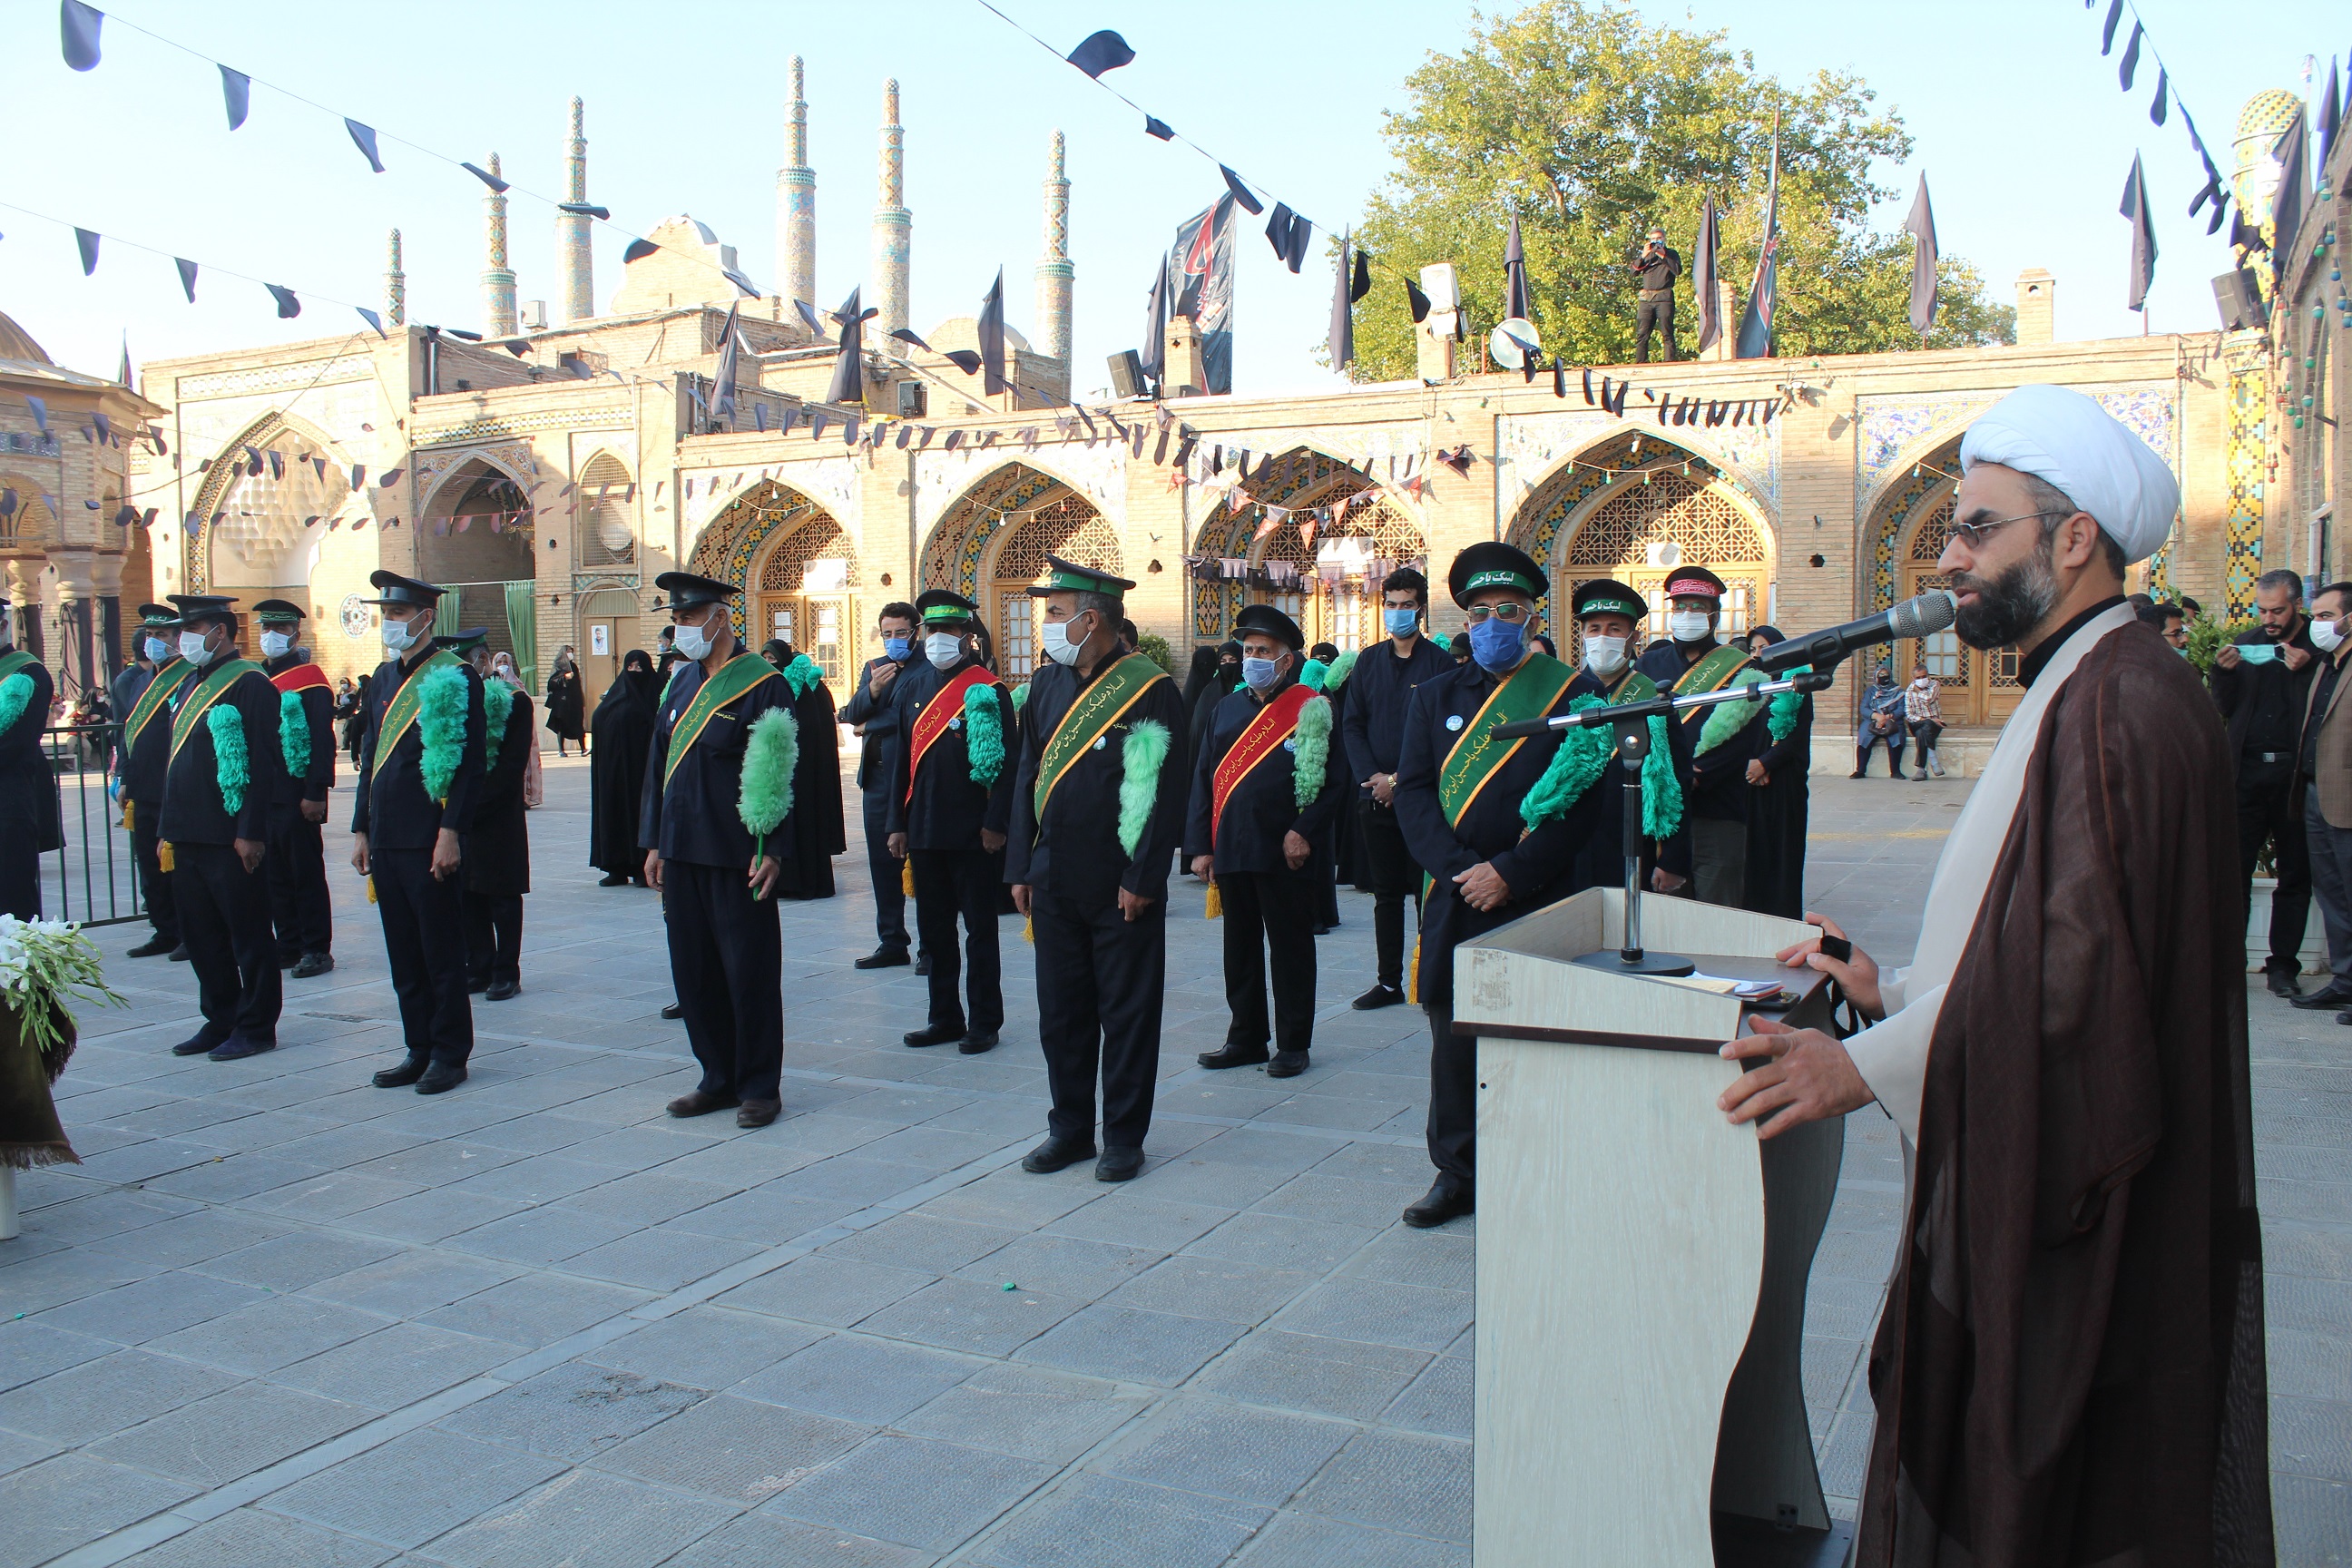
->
xmin=122 ymin=800 xmax=133 ymax=832
xmin=366 ymin=875 xmax=377 ymax=905
xmin=156 ymin=840 xmax=173 ymax=873
xmin=901 ymin=858 xmax=915 ymax=896
xmin=1407 ymin=935 xmax=1421 ymax=1005
xmin=1023 ymin=914 xmax=1034 ymax=945
xmin=1204 ymin=880 xmax=1222 ymax=920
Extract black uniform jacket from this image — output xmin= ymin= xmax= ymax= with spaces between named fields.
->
xmin=1183 ymin=672 xmax=1351 ymax=876
xmin=351 ymin=649 xmax=487 ymax=849
xmin=1005 ymin=657 xmax=1189 ymax=908
xmin=1339 ymin=635 xmax=1454 ymax=799
xmin=0 ymin=647 xmax=62 ymax=851
xmin=121 ymin=659 xmax=193 ymax=811
xmin=883 ymin=656 xmax=1017 ymax=852
xmin=1636 ymin=638 xmax=1766 ymax=824
xmin=263 ymin=651 xmax=336 ymax=808
xmin=158 ymin=661 xmax=280 ymax=847
xmin=639 ymin=655 xmax=797 ymax=870
xmin=840 ymin=653 xmax=913 ymax=792
xmin=466 ymin=689 xmax=534 ymax=898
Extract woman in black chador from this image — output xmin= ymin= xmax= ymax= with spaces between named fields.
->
xmin=587 ymin=650 xmax=658 ymax=886
xmin=544 ymin=646 xmax=585 ymax=756
xmin=1740 ymin=625 xmax=1812 ymax=920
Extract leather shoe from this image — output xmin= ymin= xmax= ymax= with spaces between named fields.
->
xmin=2337 ymin=1010 xmax=2352 ymax=1025
xmin=916 ymin=951 xmax=933 ymax=975
xmin=171 ymin=1031 xmax=226 ymax=1057
xmin=416 ymin=1063 xmax=467 ymax=1094
xmin=660 ymin=1002 xmax=685 ymax=1020
xmin=958 ymin=1029 xmax=999 ymax=1055
xmin=1022 ymin=1134 xmax=1097 ymax=1173
xmin=207 ymin=1034 xmax=276 ymax=1062
xmin=1266 ymin=1050 xmax=1309 ymax=1079
xmin=372 ymin=1054 xmax=429 ymax=1087
xmin=485 ymin=979 xmax=520 ymax=1002
xmin=290 ymin=952 xmax=335 ymax=979
xmin=1095 ymin=1147 xmax=1145 ymax=1182
xmin=667 ymin=1089 xmax=740 ymax=1118
xmin=1403 ymin=1175 xmax=1475 ymax=1229
xmin=736 ymin=1100 xmax=781 ymax=1128
xmin=854 ymin=946 xmax=912 ymax=970
xmin=903 ymin=1022 xmax=964 ymax=1048
xmin=279 ymin=954 xmax=301 ymax=970
xmin=1351 ymin=984 xmax=1406 ymax=1011
xmin=598 ymin=871 xmax=631 ymax=887
xmin=168 ymin=944 xmax=191 ymax=961
xmin=126 ymin=934 xmax=175 ymax=958
xmin=1197 ymin=1043 xmax=1270 ymax=1070
xmin=2267 ymin=968 xmax=2304 ymax=998
xmin=2289 ymin=985 xmax=2352 ymax=1010
xmin=466 ymin=975 xmax=489 ymax=995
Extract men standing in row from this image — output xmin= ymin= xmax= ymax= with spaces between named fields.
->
xmin=119 ymin=604 xmax=190 ymax=957
xmin=642 ymin=573 xmax=796 ymax=1129
xmin=1186 ymin=604 xmax=1348 ymax=1078
xmin=449 ymin=632 xmax=533 ymax=1002
xmin=842 ymin=601 xmax=922 ymax=972
xmin=0 ymin=603 xmax=58 ymax=921
xmin=352 ymin=572 xmax=485 ymax=1094
xmin=1339 ymin=568 xmax=1452 ymax=1011
xmin=2212 ymin=567 xmax=2318 ymax=1000
xmin=158 ymin=595 xmax=283 ymax=1060
xmin=886 ymin=590 xmax=1015 ymax=1055
xmin=1006 ymin=557 xmax=1189 ymax=1183
xmin=2294 ymin=581 xmax=2352 ymax=1019
xmin=1563 ymin=578 xmax=1686 ymax=894
xmin=254 ymin=601 xmax=336 ymax=979
xmin=1637 ymin=567 xmax=1765 ymax=906
xmin=1394 ymin=544 xmax=1601 ymax=1228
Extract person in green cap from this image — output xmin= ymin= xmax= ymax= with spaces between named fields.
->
xmin=116 ymin=603 xmax=192 ymax=956
xmin=252 ymin=600 xmax=336 ymax=978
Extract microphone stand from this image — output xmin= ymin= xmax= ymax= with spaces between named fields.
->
xmin=1492 ymin=669 xmax=1835 ymax=978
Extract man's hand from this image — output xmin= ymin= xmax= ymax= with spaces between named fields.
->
xmin=1651 ymin=866 xmax=1688 ymax=894
xmin=1717 ymin=1018 xmax=1874 ymax=1137
xmin=1117 ymin=887 xmax=1156 ymax=923
xmin=1368 ymin=773 xmax=1396 ymax=807
xmin=748 ymin=853 xmax=781 ymax=900
xmin=1455 ymin=861 xmax=1510 ymax=912
xmin=1191 ymin=854 xmax=1215 ymax=881
xmin=1745 ymin=760 xmax=1770 ymax=787
xmin=644 ymin=849 xmax=664 ymax=892
xmin=1011 ymin=882 xmax=1031 ymax=916
xmin=300 ymin=798 xmax=328 ymax=825
xmin=234 ymin=837 xmax=266 ymax=874
xmin=867 ymin=662 xmax=899 ymax=698
xmin=980 ymin=828 xmax=1005 ymax=854
xmin=1774 ymin=912 xmax=1884 ymax=1019
xmin=2215 ymin=644 xmax=2242 ymax=670
xmin=2282 ymin=642 xmax=2315 ymax=671
xmin=430 ymin=827 xmax=462 ymax=881
xmin=887 ymin=832 xmax=907 ymax=859
xmin=351 ymin=831 xmax=370 ymax=877
xmin=1282 ymin=830 xmax=1311 ymax=870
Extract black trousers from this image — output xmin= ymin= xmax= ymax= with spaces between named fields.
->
xmin=1635 ymin=297 xmax=1678 ymax=361
xmin=1217 ymin=869 xmax=1319 ymax=1055
xmin=861 ymin=789 xmax=911 ymax=952
xmin=1033 ymin=887 xmax=1164 ymax=1150
xmin=464 ymin=893 xmax=524 ymax=986
xmin=373 ymin=848 xmax=473 ymax=1065
xmin=132 ymin=804 xmax=177 ymax=945
xmin=266 ymin=802 xmax=333 ymax=961
xmin=912 ymin=848 xmax=1003 ymax=1034
xmin=665 ymin=858 xmax=783 ymax=1102
xmin=2240 ymin=763 xmax=2312 ymax=973
xmin=1854 ymin=732 xmax=1905 ymax=774
xmin=173 ymin=840 xmax=281 ymax=1045
xmin=1906 ymin=720 xmax=1944 ymax=770
xmin=1356 ymin=800 xmax=1421 ymax=989
xmin=1426 ymin=1003 xmax=1474 ymax=1183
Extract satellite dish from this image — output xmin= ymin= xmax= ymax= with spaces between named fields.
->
xmin=1489 ymin=317 xmax=1541 ymax=369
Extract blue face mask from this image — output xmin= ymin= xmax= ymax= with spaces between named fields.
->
xmin=1384 ymin=607 xmax=1419 ymax=638
xmin=883 ymin=636 xmax=911 ymax=662
xmin=1468 ymin=615 xmax=1527 ymax=672
xmin=1241 ymin=656 xmax=1282 ymax=693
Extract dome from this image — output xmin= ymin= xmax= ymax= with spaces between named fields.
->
xmin=2233 ymin=89 xmax=2302 ymax=166
xmin=0 ymin=311 xmax=54 ymax=366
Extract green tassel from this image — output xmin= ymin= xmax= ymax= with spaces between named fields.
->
xmin=1520 ymin=695 xmax=1612 ymax=831
xmin=779 ymin=652 xmax=824 ymax=699
xmin=1011 ymin=680 xmax=1031 ymax=710
xmin=208 ymin=704 xmax=250 ymax=817
xmin=1322 ymin=648 xmax=1358 ymax=690
xmin=964 ymin=684 xmax=1006 ymax=786
xmin=276 ymin=689 xmax=309 ymax=783
xmin=1641 ymin=713 xmax=1683 ymax=838
xmin=1766 ymin=665 xmax=1809 ymax=743
xmin=1292 ymin=695 xmax=1333 ymax=811
xmin=1298 ymin=658 xmax=1329 ymax=692
xmin=1116 ymin=718 xmax=1171 ymax=859
xmin=480 ymin=680 xmax=514 ymax=773
xmin=416 ymin=665 xmax=471 ymax=802
xmin=0 ymin=672 xmax=31 ymax=740
xmin=1695 ymin=669 xmax=1767 ymax=757
xmin=738 ymin=707 xmax=799 ymax=837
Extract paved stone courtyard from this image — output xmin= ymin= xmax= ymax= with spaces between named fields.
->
xmin=1 ymin=760 xmax=2345 ymax=1565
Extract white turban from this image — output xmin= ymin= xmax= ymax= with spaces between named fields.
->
xmin=1958 ymin=384 xmax=2180 ymax=564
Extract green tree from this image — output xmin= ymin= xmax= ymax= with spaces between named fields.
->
xmin=1346 ymin=3 xmax=2014 ymax=380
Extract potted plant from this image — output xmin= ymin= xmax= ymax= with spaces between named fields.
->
xmin=2 ymin=916 xmax=122 ymax=1236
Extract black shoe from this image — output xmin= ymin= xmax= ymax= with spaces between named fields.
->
xmin=126 ymin=934 xmax=175 ymax=958
xmin=903 ymin=1022 xmax=964 ymax=1048
xmin=168 ymin=945 xmax=191 ymax=962
xmin=466 ymin=975 xmax=489 ymax=995
xmin=1197 ymin=1043 xmax=1270 ymax=1070
xmin=958 ymin=1029 xmax=999 ymax=1055
xmin=855 ymin=946 xmax=912 ymax=970
xmin=2289 ymin=985 xmax=2352 ymax=1011
xmin=208 ymin=1034 xmax=276 ymax=1062
xmin=736 ymin=1100 xmax=781 ymax=1128
xmin=278 ymin=954 xmax=301 ymax=971
xmin=1095 ymin=1147 xmax=1144 ymax=1182
xmin=1847 ymin=770 xmax=1866 ymax=780
xmin=1352 ymin=984 xmax=1406 ymax=1011
xmin=485 ymin=979 xmax=520 ymax=1002
xmin=915 ymin=951 xmax=933 ymax=976
xmin=2267 ymin=968 xmax=2304 ymax=999
xmin=667 ymin=1090 xmax=740 ymax=1117
xmin=290 ymin=952 xmax=335 ymax=979
xmin=1021 ymin=1135 xmax=1097 ymax=1173
xmin=372 ymin=1054 xmax=428 ymax=1088
xmin=598 ymin=871 xmax=631 ymax=887
xmin=1312 ymin=925 xmax=1336 ymax=936
xmin=416 ymin=1063 xmax=467 ymax=1094
xmin=1266 ymin=1050 xmax=1309 ymax=1079
xmin=1402 ymin=1175 xmax=1475 ymax=1229
xmin=170 ymin=1032 xmax=225 ymax=1057
xmin=660 ymin=1002 xmax=685 ymax=1020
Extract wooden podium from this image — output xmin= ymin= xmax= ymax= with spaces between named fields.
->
xmin=1455 ymin=888 xmax=1853 ymax=1568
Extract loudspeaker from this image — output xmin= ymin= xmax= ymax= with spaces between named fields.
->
xmin=1420 ymin=261 xmax=1461 ymax=315
xmin=1107 ymin=349 xmax=1146 ymax=399
xmin=2213 ymin=269 xmax=2268 ymax=332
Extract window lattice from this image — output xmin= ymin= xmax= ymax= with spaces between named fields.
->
xmin=995 ymin=496 xmax=1120 ymax=583
xmin=758 ymin=516 xmax=858 ymax=592
xmin=1908 ymin=497 xmax=1955 ymax=561
xmin=1905 ymin=570 xmax=1972 ymax=687
xmin=1567 ymin=474 xmax=1764 ymax=566
xmin=577 ymin=454 xmax=634 ymax=569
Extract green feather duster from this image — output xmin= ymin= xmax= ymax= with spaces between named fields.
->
xmin=1117 ymin=718 xmax=1171 ymax=858
xmin=1323 ymin=648 xmax=1359 ymax=690
xmin=1292 ymin=694 xmax=1333 ymax=811
xmin=1298 ymin=658 xmax=1329 ymax=692
xmin=1766 ymin=665 xmax=1810 ymax=743
xmin=738 ymin=707 xmax=799 ymax=848
xmin=277 ymin=689 xmax=309 ymax=783
xmin=207 ymin=704 xmax=250 ymax=817
xmin=0 ymin=672 xmax=33 ymax=740
xmin=1520 ymin=696 xmax=1612 ymax=830
xmin=964 ymin=683 xmax=1006 ymax=786
xmin=1695 ymin=669 xmax=1768 ymax=757
xmin=1011 ymin=680 xmax=1032 ymax=710
xmin=480 ymin=680 xmax=514 ymax=773
xmin=1641 ymin=714 xmax=1683 ymax=838
xmin=779 ymin=652 xmax=824 ymax=699
xmin=416 ymin=664 xmax=471 ymax=802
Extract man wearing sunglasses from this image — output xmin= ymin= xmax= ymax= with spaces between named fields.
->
xmin=1634 ymin=565 xmax=1767 ymax=906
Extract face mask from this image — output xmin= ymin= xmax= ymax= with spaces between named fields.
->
xmin=2314 ymin=618 xmax=2345 ymax=653
xmin=1468 ymin=615 xmax=1527 ymax=672
xmin=1583 ymin=634 xmax=1628 ymax=675
xmin=883 ymin=636 xmax=911 ymax=662
xmin=260 ymin=631 xmax=292 ymax=659
xmin=1383 ymin=607 xmax=1419 ymax=638
xmin=179 ymin=631 xmax=214 ymax=667
xmin=381 ymin=614 xmax=419 ymax=652
xmin=672 ymin=616 xmax=715 ymax=662
xmin=1040 ymin=615 xmax=1086 ymax=667
xmin=142 ymin=635 xmax=172 ymax=662
xmin=1669 ymin=610 xmax=1714 ymax=643
xmin=925 ymin=632 xmax=964 ymax=669
xmin=1240 ymin=656 xmax=1282 ymax=692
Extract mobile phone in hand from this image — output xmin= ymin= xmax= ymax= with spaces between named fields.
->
xmin=1818 ymin=932 xmax=1851 ymax=963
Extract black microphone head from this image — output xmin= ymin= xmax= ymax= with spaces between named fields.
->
xmin=1888 ymin=589 xmax=1958 ymax=640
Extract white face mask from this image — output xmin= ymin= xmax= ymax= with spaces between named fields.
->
xmin=1583 ymin=634 xmax=1628 ymax=675
xmin=2315 ymin=617 xmax=2345 ymax=653
xmin=925 ymin=632 xmax=965 ymax=669
xmin=179 ymin=630 xmax=214 ymax=667
xmin=671 ymin=614 xmax=716 ymax=662
xmin=1040 ymin=614 xmax=1085 ymax=667
xmin=260 ymin=630 xmax=292 ymax=659
xmin=1669 ymin=610 xmax=1714 ymax=643
xmin=142 ymin=635 xmax=172 ymax=662
xmin=380 ymin=612 xmax=420 ymax=652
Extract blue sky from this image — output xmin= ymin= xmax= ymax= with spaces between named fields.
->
xmin=0 ymin=0 xmax=2339 ymax=396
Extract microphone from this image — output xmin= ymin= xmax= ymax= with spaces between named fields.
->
xmin=1749 ymin=590 xmax=1958 ymax=674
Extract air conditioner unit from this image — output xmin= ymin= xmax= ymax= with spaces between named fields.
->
xmin=897 ymin=380 xmax=926 ymax=417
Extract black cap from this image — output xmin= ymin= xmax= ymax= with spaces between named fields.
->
xmin=250 ymin=598 xmax=307 ymax=622
xmin=1026 ymin=554 xmax=1135 ymax=598
xmin=1446 ymin=542 xmax=1548 ymax=608
xmin=916 ymin=589 xmax=979 ymax=625
xmin=1571 ymin=578 xmax=1647 ymax=623
xmin=1660 ymin=565 xmax=1727 ymax=603
xmin=652 ymin=571 xmax=740 ymax=611
xmin=436 ymin=628 xmax=490 ymax=652
xmin=365 ymin=570 xmax=446 ymax=608
xmin=135 ymin=603 xmax=181 ymax=629
xmin=166 ymin=593 xmax=240 ymax=627
xmin=1232 ymin=603 xmax=1305 ymax=651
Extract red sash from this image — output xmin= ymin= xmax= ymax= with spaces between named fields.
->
xmin=905 ymin=665 xmax=1000 ymax=803
xmin=270 ymin=662 xmax=330 ymax=695
xmin=1210 ymin=684 xmax=1312 ymax=846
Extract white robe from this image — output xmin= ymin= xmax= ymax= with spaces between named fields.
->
xmin=1844 ymin=602 xmax=2137 ymax=1142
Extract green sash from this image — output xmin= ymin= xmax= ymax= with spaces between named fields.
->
xmin=662 ymin=652 xmax=780 ymax=788
xmin=124 ymin=657 xmax=187 ymax=747
xmin=1604 ymin=667 xmax=1661 ymax=706
xmin=1034 ymin=652 xmax=1171 ymax=818
xmin=1436 ymin=652 xmax=1575 ymax=830
xmin=371 ymin=649 xmax=465 ymax=779
xmin=0 ymin=650 xmax=34 ymax=682
xmin=1669 ymin=642 xmax=1754 ymax=707
xmin=169 ymin=659 xmax=262 ymax=760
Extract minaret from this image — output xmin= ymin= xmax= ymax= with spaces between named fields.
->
xmin=480 ymin=152 xmax=519 ymax=338
xmin=868 ymin=79 xmax=911 ymax=339
xmin=556 ymin=98 xmax=593 ymax=323
xmin=776 ymin=57 xmax=817 ymax=312
xmin=1034 ymin=130 xmax=1073 ymax=371
xmin=386 ymin=228 xmax=406 ymax=327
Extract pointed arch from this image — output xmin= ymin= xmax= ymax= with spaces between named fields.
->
xmin=574 ymin=450 xmax=637 ymax=571
xmin=922 ymin=462 xmax=1118 ymax=680
xmin=185 ymin=409 xmax=353 ymax=594
xmin=1187 ymin=446 xmax=1425 ymax=646
xmin=416 ymin=456 xmax=534 ymax=585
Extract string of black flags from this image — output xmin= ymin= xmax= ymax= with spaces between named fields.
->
xmin=2079 ymin=0 xmax=2239 ymax=236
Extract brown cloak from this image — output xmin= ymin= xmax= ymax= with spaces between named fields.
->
xmin=1860 ymin=623 xmax=2272 ymax=1567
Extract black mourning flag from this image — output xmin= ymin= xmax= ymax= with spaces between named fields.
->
xmin=220 ymin=65 xmax=251 ymax=130
xmin=1328 ymin=230 xmax=1356 ymax=371
xmin=2118 ymin=152 xmax=2158 ymax=311
xmin=1220 ymin=166 xmax=1263 ymax=216
xmin=824 ymin=285 xmax=874 ymax=405
xmin=1503 ymin=211 xmax=1533 ymax=323
xmin=1905 ymin=174 xmax=1939 ymax=336
xmin=976 ymin=267 xmax=1007 ymax=396
xmin=2270 ymin=105 xmax=2308 ymax=297
xmin=1065 ymin=29 xmax=1135 ymax=78
xmin=1690 ymin=195 xmax=1723 ymax=353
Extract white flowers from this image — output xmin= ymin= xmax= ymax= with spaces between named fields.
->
xmin=0 ymin=915 xmax=122 ymax=1056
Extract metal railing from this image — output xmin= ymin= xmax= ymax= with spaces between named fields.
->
xmin=39 ymin=723 xmax=146 ymax=927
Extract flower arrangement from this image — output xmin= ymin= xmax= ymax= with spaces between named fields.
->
xmin=1 ymin=915 xmax=123 ymax=1059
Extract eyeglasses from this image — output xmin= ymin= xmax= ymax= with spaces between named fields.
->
xmin=1946 ymin=509 xmax=2069 ymax=551
xmin=1462 ymin=603 xmax=1533 ymax=624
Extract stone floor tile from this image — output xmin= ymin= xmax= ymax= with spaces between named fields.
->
xmin=0 ymin=1452 xmax=198 ymax=1568
xmin=654 ymin=1512 xmax=936 ymax=1568
xmin=1044 ymin=1193 xmax=1235 ymax=1253
xmin=116 ymin=1508 xmax=395 ymax=1567
xmin=550 ymin=1171 xmax=737 ymax=1230
xmin=1338 ymin=1228 xmax=1473 ymax=1292
xmin=0 ymin=1429 xmax=63 ymax=1478
xmin=897 ymin=1364 xmax=1152 ymax=1465
xmin=267 ymin=1426 xmax=566 ymax=1548
xmin=1273 ymin=1278 xmax=1472 ymax=1352
xmin=1095 ymin=1396 xmax=1355 ymax=1506
xmin=593 ymin=1393 xmax=871 ymax=1504
xmin=414 ymin=1273 xmax=652 ymax=1348
xmin=2273 ymin=1394 xmax=2352 ymax=1484
xmin=762 ymin=1433 xmax=1053 ymax=1551
xmin=915 ymin=1170 xmax=1107 ymax=1230
xmin=822 ymin=1212 xmax=1026 ymax=1276
xmin=89 ymin=1379 xmax=375 ymax=1486
xmin=240 ymin=1170 xmax=429 ymax=1222
xmin=438 ymin=1363 xmax=704 ymax=1461
xmin=1251 ymin=1171 xmax=1426 ymax=1230
xmin=442 ymin=1207 xmax=641 ymax=1268
xmin=145 ymin=1292 xmax=393 ymax=1374
xmin=1015 ymin=1304 xmax=1246 ymax=1387
xmin=9 ymin=1187 xmax=198 ymax=1245
xmin=709 ymin=1253 xmax=933 ymax=1328
xmin=2271 ymin=1475 xmax=2352 ymax=1568
xmin=0 ymin=1347 xmax=241 ymax=1444
xmin=1382 ymin=1352 xmax=1472 ymax=1437
xmin=561 ymin=1228 xmax=766 ymax=1291
xmin=343 ymin=1190 xmax=535 ymax=1245
xmin=1188 ymin=1330 xmax=1430 ymax=1423
xmin=1182 ymin=1211 xmax=1377 ymax=1274
xmin=34 ymin=1269 xmax=271 ymax=1346
xmin=585 ymin=1307 xmax=828 ymax=1393
xmin=1228 ymin=1509 xmax=1471 ymax=1567
xmin=66 ymin=1136 xmax=221 ymax=1187
xmin=422 ymin=1468 xmax=740 ymax=1568
xmin=731 ymin=1334 xmax=974 ymax=1423
xmin=446 ymin=1154 xmax=615 ymax=1206
xmin=306 ymin=1250 xmax=520 ymax=1318
xmin=265 ymin=1321 xmax=515 ymax=1409
xmin=766 ymin=1153 xmax=935 ymax=1205
xmin=963 ymin=1472 xmax=1268 ymax=1568
xmin=196 ymin=1230 xmax=406 ymax=1291
xmin=660 ymin=1187 xmax=860 ymax=1245
xmin=950 ymin=1230 xmax=1164 ymax=1302
xmin=853 ymin=1277 xmax=1083 ymax=1357
xmin=0 ymin=1319 xmax=116 ymax=1394
xmin=1102 ymin=1255 xmax=1318 ymax=1326
xmin=1291 ymin=1427 xmax=1471 ymax=1542
xmin=82 ymin=1207 xmax=289 ymax=1269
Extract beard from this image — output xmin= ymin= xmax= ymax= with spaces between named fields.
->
xmin=1950 ymin=544 xmax=2059 ymax=651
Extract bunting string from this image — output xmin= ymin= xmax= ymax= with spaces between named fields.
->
xmin=2080 ymin=0 xmax=2235 ymax=235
